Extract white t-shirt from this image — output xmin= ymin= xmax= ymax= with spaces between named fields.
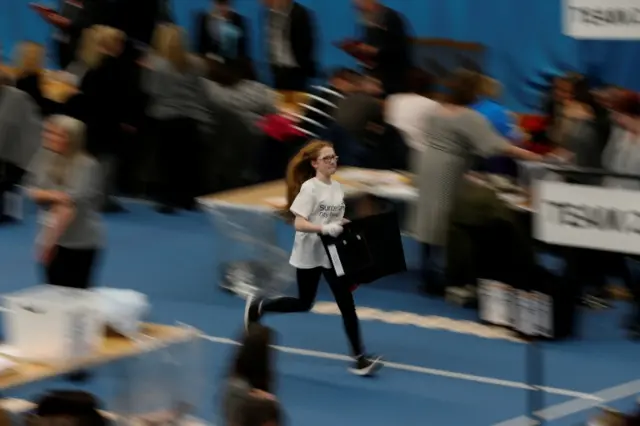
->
xmin=289 ymin=178 xmax=345 ymax=269
xmin=386 ymin=94 xmax=438 ymax=152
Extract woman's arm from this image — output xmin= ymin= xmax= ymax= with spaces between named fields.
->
xmin=289 ymin=182 xmax=343 ymax=234
xmin=503 ymin=144 xmax=543 ymax=162
xmin=27 ymin=189 xmax=71 ymax=205
xmin=38 ymin=202 xmax=76 ymax=251
xmin=466 ymin=110 xmax=542 ymax=162
xmin=293 ymin=215 xmax=323 ymax=233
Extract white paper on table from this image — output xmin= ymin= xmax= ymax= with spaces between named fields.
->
xmin=0 ymin=356 xmax=17 ymax=374
xmin=337 ymin=169 xmax=406 ymax=186
xmin=0 ymin=345 xmax=21 ymax=358
xmin=336 ymin=169 xmax=375 ymax=182
xmin=342 ymin=185 xmax=362 ymax=196
xmin=370 ymin=185 xmax=418 ymax=202
xmin=263 ymin=196 xmax=286 ymax=207
xmin=375 ymin=171 xmax=407 ymax=185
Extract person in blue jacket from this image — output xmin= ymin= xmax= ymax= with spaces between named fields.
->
xmin=471 ymin=76 xmax=523 ymax=176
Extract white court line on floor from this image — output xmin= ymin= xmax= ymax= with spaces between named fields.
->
xmin=493 ymin=379 xmax=640 ymax=426
xmin=200 ymin=334 xmax=599 ymax=401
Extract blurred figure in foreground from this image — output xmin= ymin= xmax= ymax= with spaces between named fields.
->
xmin=223 ymin=324 xmax=283 ymax=426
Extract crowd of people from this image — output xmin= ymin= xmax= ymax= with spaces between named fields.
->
xmin=0 ymin=0 xmax=639 ymax=337
xmin=2 ymin=0 xmax=640 ymax=423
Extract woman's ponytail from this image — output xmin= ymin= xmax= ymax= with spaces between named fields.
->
xmin=284 ymin=140 xmax=332 ymax=216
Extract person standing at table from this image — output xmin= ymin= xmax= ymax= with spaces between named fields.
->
xmin=143 ymin=24 xmax=208 ymax=214
xmin=24 ymin=115 xmax=103 ymax=289
xmin=386 ymin=68 xmax=437 ymax=174
xmin=352 ymin=0 xmax=412 ymax=96
xmin=0 ymin=70 xmax=42 ymax=226
xmin=196 ymin=0 xmax=250 ymax=62
xmin=244 ymin=140 xmax=382 ymax=376
xmin=471 ymin=76 xmax=523 ymax=176
xmin=416 ymin=70 xmax=542 ymax=295
xmin=263 ymin=0 xmax=317 ymax=91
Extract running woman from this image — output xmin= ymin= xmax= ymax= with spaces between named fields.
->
xmin=244 ymin=140 xmax=382 ymax=376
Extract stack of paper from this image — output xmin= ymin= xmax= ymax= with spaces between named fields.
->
xmin=369 ymin=185 xmax=418 ymax=202
xmin=263 ymin=196 xmax=286 ymax=208
xmin=0 ymin=354 xmax=17 ymax=375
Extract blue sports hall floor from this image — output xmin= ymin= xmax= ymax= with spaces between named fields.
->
xmin=1 ymin=200 xmax=639 ymax=425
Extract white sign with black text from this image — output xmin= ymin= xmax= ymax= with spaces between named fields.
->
xmin=563 ymin=0 xmax=640 ymax=39
xmin=535 ymin=181 xmax=640 ymax=254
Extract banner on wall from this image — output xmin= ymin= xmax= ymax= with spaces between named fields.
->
xmin=534 ymin=181 xmax=640 ymax=254
xmin=564 ymin=0 xmax=640 ymax=39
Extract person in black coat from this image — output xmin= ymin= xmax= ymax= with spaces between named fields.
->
xmin=14 ymin=41 xmax=55 ymax=116
xmin=353 ymin=0 xmax=412 ymax=96
xmin=196 ymin=0 xmax=249 ymax=61
xmin=71 ymin=27 xmax=132 ymax=212
xmin=263 ymin=0 xmax=317 ymax=91
xmin=44 ymin=0 xmax=103 ymax=69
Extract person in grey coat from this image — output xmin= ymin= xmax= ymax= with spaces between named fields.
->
xmin=416 ymin=70 xmax=541 ymax=294
xmin=24 ymin=115 xmax=104 ymax=289
xmin=0 ymin=71 xmax=43 ymax=224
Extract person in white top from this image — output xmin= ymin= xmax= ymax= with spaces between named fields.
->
xmin=245 ymin=140 xmax=382 ymax=376
xmin=385 ymin=68 xmax=438 ymax=174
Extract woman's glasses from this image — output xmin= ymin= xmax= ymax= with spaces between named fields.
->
xmin=319 ymin=155 xmax=339 ymax=163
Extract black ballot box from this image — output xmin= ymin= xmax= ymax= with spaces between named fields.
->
xmin=320 ymin=208 xmax=407 ymax=284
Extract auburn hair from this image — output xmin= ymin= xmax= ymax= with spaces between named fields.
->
xmin=285 ymin=140 xmax=333 ymax=213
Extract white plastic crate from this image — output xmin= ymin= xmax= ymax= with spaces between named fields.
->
xmin=2 ymin=285 xmax=103 ymax=364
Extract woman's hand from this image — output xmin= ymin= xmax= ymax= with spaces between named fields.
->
xmin=52 ymin=191 xmax=71 ymax=205
xmin=249 ymin=389 xmax=277 ymax=401
xmin=550 ymin=147 xmax=573 ymax=162
xmin=28 ymin=189 xmax=71 ymax=206
xmin=321 ymin=223 xmax=343 ymax=237
xmin=36 ymin=241 xmax=57 ymax=266
xmin=505 ymin=145 xmax=543 ymax=162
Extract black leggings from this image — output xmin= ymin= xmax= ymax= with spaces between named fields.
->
xmin=261 ymin=267 xmax=364 ymax=356
xmin=44 ymin=246 xmax=99 ymax=289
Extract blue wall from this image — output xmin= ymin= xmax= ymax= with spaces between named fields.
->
xmin=3 ymin=0 xmax=640 ymax=112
